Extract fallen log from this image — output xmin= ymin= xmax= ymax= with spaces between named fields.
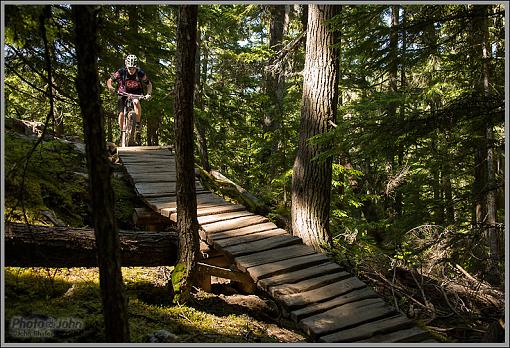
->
xmin=5 ymin=222 xmax=178 ymax=267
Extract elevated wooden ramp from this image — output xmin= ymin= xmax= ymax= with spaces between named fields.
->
xmin=117 ymin=146 xmax=435 ymax=343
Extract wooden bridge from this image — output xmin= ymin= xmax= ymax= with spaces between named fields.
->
xmin=117 ymin=146 xmax=436 ymax=344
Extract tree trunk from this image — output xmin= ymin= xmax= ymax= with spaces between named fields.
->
xmin=39 ymin=6 xmax=56 ymax=138
xmin=472 ymin=5 xmax=501 ymax=286
xmin=173 ymin=4 xmax=200 ymax=304
xmin=291 ymin=5 xmax=339 ymax=252
xmin=301 ymin=5 xmax=308 ymax=51
xmin=127 ymin=5 xmax=139 ymax=56
xmin=5 ymin=222 xmax=178 ymax=267
xmin=194 ymin=26 xmax=212 ymax=172
xmin=475 ymin=5 xmax=500 ymax=286
xmin=72 ymin=5 xmax=130 ymax=342
xmin=143 ymin=6 xmax=160 ymax=146
xmin=263 ymin=5 xmax=286 ymax=166
xmin=385 ymin=5 xmax=399 ymax=220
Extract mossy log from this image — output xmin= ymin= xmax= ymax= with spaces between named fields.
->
xmin=197 ymin=168 xmax=268 ymax=215
xmin=5 ymin=222 xmax=178 ymax=267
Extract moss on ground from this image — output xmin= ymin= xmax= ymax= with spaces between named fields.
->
xmin=4 ymin=130 xmax=142 ymax=228
xmin=4 ymin=267 xmax=299 ymax=343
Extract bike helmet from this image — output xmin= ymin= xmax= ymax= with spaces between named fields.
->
xmin=125 ymin=54 xmax=138 ymax=68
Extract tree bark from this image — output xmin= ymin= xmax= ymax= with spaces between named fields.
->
xmin=144 ymin=6 xmax=160 ymax=146
xmin=127 ymin=5 xmax=140 ymax=57
xmin=72 ymin=5 xmax=130 ymax=342
xmin=291 ymin=5 xmax=339 ymax=252
xmin=385 ymin=5 xmax=399 ymax=220
xmin=5 ymin=222 xmax=178 ymax=267
xmin=470 ymin=5 xmax=500 ymax=286
xmin=173 ymin=5 xmax=200 ymax=303
xmin=263 ymin=5 xmax=286 ymax=177
xmin=39 ymin=6 xmax=57 ymax=137
xmin=194 ymin=26 xmax=212 ymax=172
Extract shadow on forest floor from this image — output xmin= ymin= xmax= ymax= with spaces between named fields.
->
xmin=4 ymin=267 xmax=306 ymax=343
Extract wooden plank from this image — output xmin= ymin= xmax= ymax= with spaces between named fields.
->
xmin=195 ymin=204 xmax=246 ymax=217
xmin=318 ymin=314 xmax=414 ymax=342
xmin=145 ymin=199 xmax=177 ymax=212
xmin=290 ymin=286 xmax=379 ymax=322
xmin=135 ymin=181 xmax=204 ymax=195
xmin=355 ymin=326 xmax=430 ymax=343
xmin=269 ymin=271 xmax=351 ymax=297
xmin=130 ymin=174 xmax=177 ymax=183
xmin=213 ymin=228 xmax=287 ymax=248
xmin=168 ymin=204 xmax=246 ymax=224
xmin=151 ymin=193 xmax=226 ymax=209
xmin=223 ymin=234 xmax=302 ymax=258
xmin=121 ymin=158 xmax=175 ymax=166
xmin=135 ymin=182 xmax=176 ymax=194
xmin=124 ymin=167 xmax=176 ymax=175
xmin=201 ymin=215 xmax=269 ymax=234
xmin=144 ymin=191 xmax=218 ymax=207
xmin=247 ymin=253 xmax=330 ymax=281
xmin=124 ymin=163 xmax=175 ymax=171
xmin=120 ymin=153 xmax=174 ymax=161
xmin=197 ymin=210 xmax=254 ymax=225
xmin=142 ymin=188 xmax=210 ymax=199
xmin=258 ymin=262 xmax=343 ymax=290
xmin=208 ymin=222 xmax=279 ymax=243
xmin=117 ymin=145 xmax=173 ymax=151
xmin=278 ymin=277 xmax=368 ymax=310
xmin=164 ymin=203 xmax=244 ymax=219
xmin=235 ymin=244 xmax=316 ymax=271
xmin=299 ymin=298 xmax=396 ymax=339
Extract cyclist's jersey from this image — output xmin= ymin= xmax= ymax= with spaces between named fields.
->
xmin=111 ymin=67 xmax=150 ymax=95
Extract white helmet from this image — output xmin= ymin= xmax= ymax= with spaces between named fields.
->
xmin=125 ymin=54 xmax=138 ymax=68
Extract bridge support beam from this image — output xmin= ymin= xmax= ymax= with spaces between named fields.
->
xmin=196 ymin=259 xmax=256 ymax=294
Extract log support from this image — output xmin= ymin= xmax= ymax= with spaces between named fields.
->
xmin=196 ymin=262 xmax=256 ymax=294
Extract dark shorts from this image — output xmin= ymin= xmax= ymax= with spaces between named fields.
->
xmin=117 ymin=90 xmax=143 ymax=114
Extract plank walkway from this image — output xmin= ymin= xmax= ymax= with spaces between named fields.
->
xmin=117 ymin=146 xmax=434 ymax=343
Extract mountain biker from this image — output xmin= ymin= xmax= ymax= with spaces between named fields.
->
xmin=107 ymin=54 xmax=152 ymax=137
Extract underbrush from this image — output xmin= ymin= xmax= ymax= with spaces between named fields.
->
xmin=328 ymin=225 xmax=505 ymax=343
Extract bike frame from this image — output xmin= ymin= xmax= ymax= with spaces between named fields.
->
xmin=118 ymin=92 xmax=146 ymax=147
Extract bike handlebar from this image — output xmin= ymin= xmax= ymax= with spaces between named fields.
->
xmin=118 ymin=91 xmax=148 ymax=100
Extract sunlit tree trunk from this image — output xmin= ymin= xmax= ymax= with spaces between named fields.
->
xmin=291 ymin=5 xmax=339 ymax=252
xmin=194 ymin=26 xmax=211 ymax=172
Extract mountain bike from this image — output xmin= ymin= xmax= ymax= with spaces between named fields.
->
xmin=118 ymin=92 xmax=148 ymax=147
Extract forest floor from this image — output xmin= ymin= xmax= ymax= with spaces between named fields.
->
xmin=4 ymin=266 xmax=306 ymax=343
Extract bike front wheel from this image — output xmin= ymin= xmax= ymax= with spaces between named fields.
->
xmin=125 ymin=111 xmax=137 ymax=146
